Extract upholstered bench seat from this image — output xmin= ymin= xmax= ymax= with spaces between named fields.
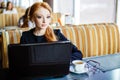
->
xmin=1 ymin=23 xmax=120 ymax=68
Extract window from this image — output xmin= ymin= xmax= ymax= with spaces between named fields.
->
xmin=117 ymin=0 xmax=120 ymax=30
xmin=74 ymin=0 xmax=116 ymax=25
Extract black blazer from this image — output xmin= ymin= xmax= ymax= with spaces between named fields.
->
xmin=20 ymin=28 xmax=83 ymax=61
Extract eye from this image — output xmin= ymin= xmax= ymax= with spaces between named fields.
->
xmin=47 ymin=16 xmax=51 ymax=18
xmin=36 ymin=16 xmax=42 ymax=19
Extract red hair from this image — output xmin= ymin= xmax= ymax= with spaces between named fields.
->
xmin=22 ymin=2 xmax=57 ymax=42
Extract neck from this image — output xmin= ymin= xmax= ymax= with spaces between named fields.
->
xmin=34 ymin=28 xmax=46 ymax=36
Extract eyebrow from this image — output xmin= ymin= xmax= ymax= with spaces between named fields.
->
xmin=36 ymin=13 xmax=51 ymax=15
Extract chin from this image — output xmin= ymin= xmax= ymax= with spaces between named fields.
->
xmin=41 ymin=26 xmax=48 ymax=29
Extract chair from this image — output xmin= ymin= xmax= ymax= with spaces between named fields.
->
xmin=0 ymin=14 xmax=5 ymax=28
xmin=1 ymin=29 xmax=23 ymax=68
xmin=16 ymin=7 xmax=26 ymax=13
xmin=5 ymin=14 xmax=19 ymax=26
xmin=1 ymin=28 xmax=30 ymax=68
xmin=0 ymin=9 xmax=3 ymax=13
xmin=18 ymin=12 xmax=24 ymax=19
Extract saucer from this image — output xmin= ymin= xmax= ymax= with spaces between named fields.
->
xmin=69 ymin=65 xmax=88 ymax=74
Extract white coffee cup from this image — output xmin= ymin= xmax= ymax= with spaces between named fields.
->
xmin=72 ymin=60 xmax=86 ymax=73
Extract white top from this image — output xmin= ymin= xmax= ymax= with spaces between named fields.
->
xmin=3 ymin=8 xmax=18 ymax=14
xmin=18 ymin=17 xmax=35 ymax=28
xmin=28 ymin=20 xmax=35 ymax=28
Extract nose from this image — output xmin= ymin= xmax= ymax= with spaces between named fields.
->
xmin=43 ymin=17 xmax=46 ymax=23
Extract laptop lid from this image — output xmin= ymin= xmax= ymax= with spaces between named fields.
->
xmin=8 ymin=41 xmax=72 ymax=78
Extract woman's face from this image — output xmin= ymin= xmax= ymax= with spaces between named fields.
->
xmin=8 ymin=3 xmax=13 ymax=10
xmin=34 ymin=7 xmax=51 ymax=29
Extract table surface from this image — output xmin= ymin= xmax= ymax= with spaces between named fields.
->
xmin=48 ymin=53 xmax=120 ymax=80
xmin=1 ymin=53 xmax=120 ymax=80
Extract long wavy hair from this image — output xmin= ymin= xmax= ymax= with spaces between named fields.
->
xmin=22 ymin=2 xmax=57 ymax=42
xmin=6 ymin=1 xmax=13 ymax=10
xmin=20 ymin=7 xmax=31 ymax=28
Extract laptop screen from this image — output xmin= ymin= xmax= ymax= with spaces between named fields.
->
xmin=8 ymin=41 xmax=72 ymax=78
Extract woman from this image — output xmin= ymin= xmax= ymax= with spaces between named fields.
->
xmin=3 ymin=1 xmax=17 ymax=14
xmin=20 ymin=2 xmax=82 ymax=61
xmin=0 ymin=1 xmax=6 ymax=9
xmin=18 ymin=7 xmax=35 ymax=28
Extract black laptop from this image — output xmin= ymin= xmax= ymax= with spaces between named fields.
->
xmin=8 ymin=41 xmax=72 ymax=78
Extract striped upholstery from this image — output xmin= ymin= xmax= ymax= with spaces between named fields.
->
xmin=58 ymin=23 xmax=120 ymax=57
xmin=0 ymin=14 xmax=5 ymax=28
xmin=18 ymin=12 xmax=24 ymax=19
xmin=5 ymin=14 xmax=19 ymax=26
xmin=1 ymin=30 xmax=23 ymax=68
xmin=0 ymin=13 xmax=23 ymax=28
xmin=1 ymin=12 xmax=61 ymax=28
xmin=1 ymin=23 xmax=120 ymax=68
xmin=0 ymin=9 xmax=3 ymax=13
xmin=119 ymin=29 xmax=120 ymax=52
xmin=16 ymin=7 xmax=26 ymax=13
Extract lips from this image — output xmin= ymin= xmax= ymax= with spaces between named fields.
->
xmin=41 ymin=24 xmax=47 ymax=27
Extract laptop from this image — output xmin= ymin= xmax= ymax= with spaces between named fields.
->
xmin=8 ymin=41 xmax=72 ymax=78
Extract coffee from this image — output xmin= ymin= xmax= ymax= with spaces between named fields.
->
xmin=75 ymin=61 xmax=83 ymax=64
xmin=72 ymin=60 xmax=86 ymax=72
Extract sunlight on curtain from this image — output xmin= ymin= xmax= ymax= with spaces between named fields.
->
xmin=20 ymin=0 xmax=30 ymax=8
xmin=29 ymin=0 xmax=43 ymax=6
xmin=117 ymin=0 xmax=120 ymax=31
xmin=74 ymin=0 xmax=80 ymax=25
